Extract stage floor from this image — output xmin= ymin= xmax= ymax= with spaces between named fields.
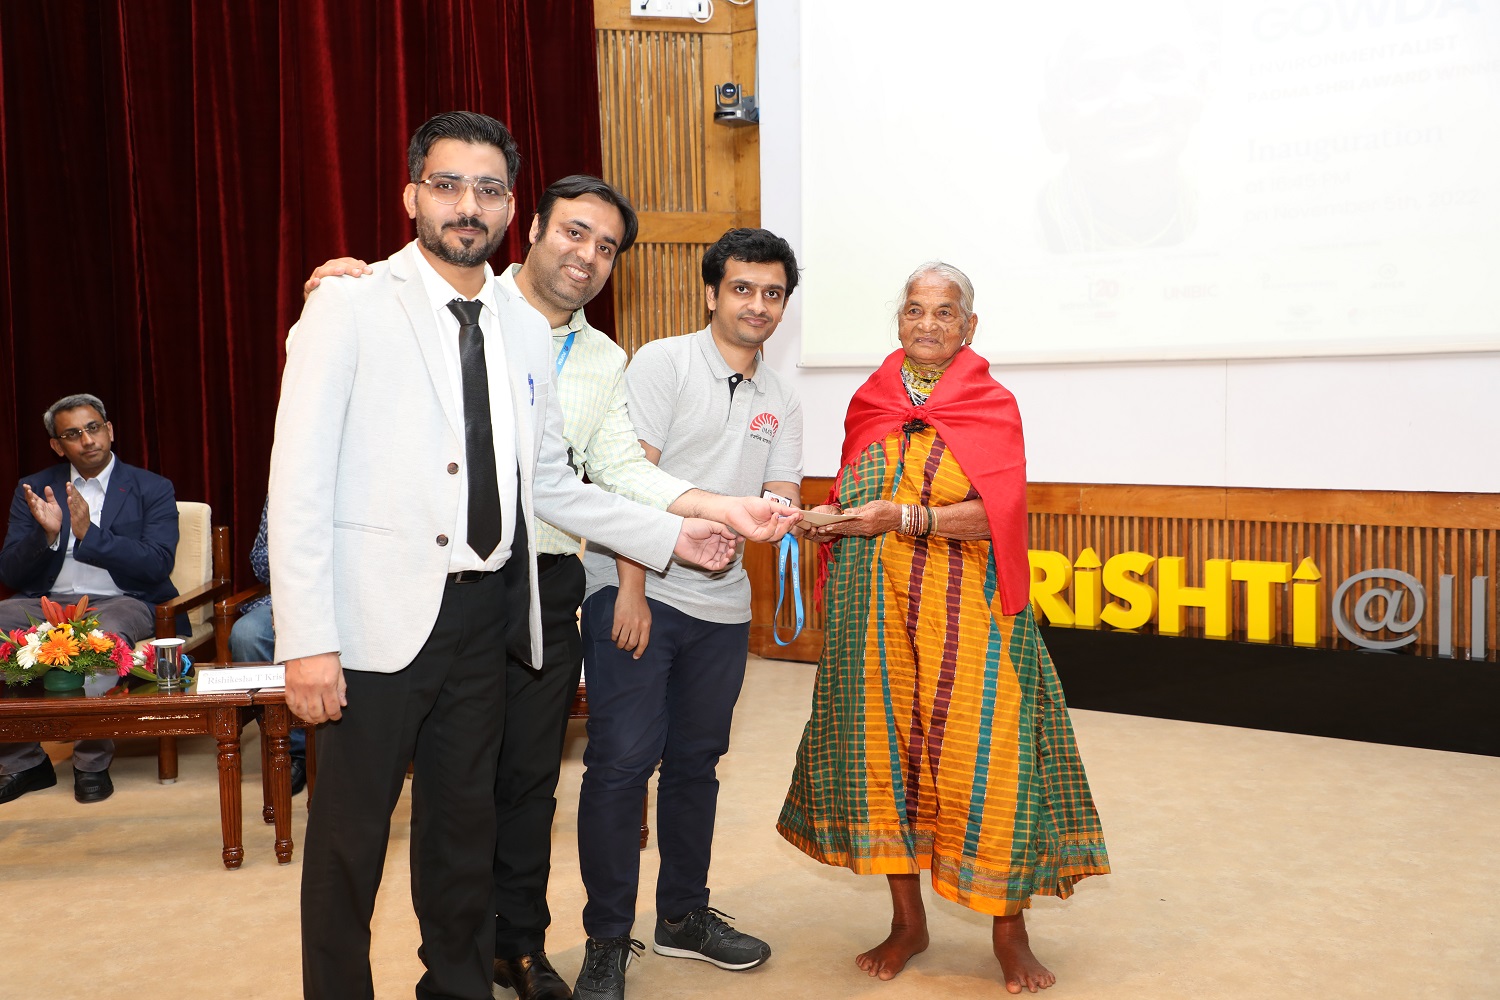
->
xmin=2 ymin=655 xmax=1494 ymax=999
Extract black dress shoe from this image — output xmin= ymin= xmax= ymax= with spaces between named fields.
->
xmin=290 ymin=755 xmax=308 ymax=796
xmin=494 ymin=951 xmax=572 ymax=1000
xmin=73 ymin=767 xmax=113 ymax=804
xmin=0 ymin=758 xmax=58 ymax=804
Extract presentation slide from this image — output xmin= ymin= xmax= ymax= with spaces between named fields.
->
xmin=799 ymin=0 xmax=1500 ymax=366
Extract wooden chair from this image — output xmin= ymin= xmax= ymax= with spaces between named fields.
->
xmin=146 ymin=501 xmax=234 ymax=782
xmin=213 ymin=582 xmax=267 ymax=665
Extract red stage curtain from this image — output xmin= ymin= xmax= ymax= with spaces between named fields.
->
xmin=0 ymin=0 xmax=605 ymax=585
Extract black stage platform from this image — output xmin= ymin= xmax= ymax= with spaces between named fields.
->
xmin=1042 ymin=624 xmax=1499 ymax=757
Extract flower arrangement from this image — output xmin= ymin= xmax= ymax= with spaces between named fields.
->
xmin=0 ymin=596 xmax=137 ymax=687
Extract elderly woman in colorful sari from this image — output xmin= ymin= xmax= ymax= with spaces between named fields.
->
xmin=777 ymin=262 xmax=1110 ymax=994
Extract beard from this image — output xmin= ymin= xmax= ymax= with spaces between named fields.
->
xmin=416 ymin=212 xmax=506 ymax=268
xmin=542 ymin=253 xmax=601 ymax=312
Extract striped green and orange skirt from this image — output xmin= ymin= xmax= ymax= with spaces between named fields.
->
xmin=777 ymin=429 xmax=1110 ymax=916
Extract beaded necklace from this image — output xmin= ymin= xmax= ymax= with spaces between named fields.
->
xmin=900 ymin=356 xmax=945 ymax=405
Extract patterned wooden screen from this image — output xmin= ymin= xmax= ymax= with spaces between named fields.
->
xmin=594 ymin=2 xmax=758 ymax=355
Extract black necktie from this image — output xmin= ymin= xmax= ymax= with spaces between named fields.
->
xmin=447 ymin=298 xmax=502 ymax=560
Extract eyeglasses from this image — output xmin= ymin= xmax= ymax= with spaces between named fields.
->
xmin=56 ymin=421 xmax=106 ymax=443
xmin=416 ymin=173 xmax=511 ymax=212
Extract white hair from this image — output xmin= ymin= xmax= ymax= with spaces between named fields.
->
xmin=899 ymin=261 xmax=975 ymax=320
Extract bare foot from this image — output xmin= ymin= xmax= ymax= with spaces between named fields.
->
xmin=993 ymin=912 xmax=1055 ymax=993
xmin=856 ymin=921 xmax=930 ymax=980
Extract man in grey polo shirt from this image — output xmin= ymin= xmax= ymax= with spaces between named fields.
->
xmin=572 ymin=228 xmax=803 ymax=1000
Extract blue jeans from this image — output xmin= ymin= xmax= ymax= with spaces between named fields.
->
xmin=230 ymin=602 xmax=305 ymax=755
xmin=576 ymin=587 xmax=750 ymax=938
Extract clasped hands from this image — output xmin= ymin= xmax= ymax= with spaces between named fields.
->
xmin=794 ymin=499 xmax=901 ymax=542
xmin=23 ymin=482 xmax=92 ymax=546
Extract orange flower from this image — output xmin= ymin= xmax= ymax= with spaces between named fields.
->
xmin=36 ymin=631 xmax=81 ymax=666
xmin=83 ymin=631 xmax=114 ymax=654
xmin=39 ymin=596 xmax=65 ymax=626
xmin=39 ymin=594 xmax=91 ymax=627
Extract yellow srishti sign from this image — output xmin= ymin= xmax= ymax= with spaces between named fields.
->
xmin=1028 ymin=548 xmax=1488 ymax=657
xmin=1030 ymin=548 xmax=1323 ymax=643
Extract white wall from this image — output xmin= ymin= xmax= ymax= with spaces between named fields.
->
xmin=758 ymin=0 xmax=1500 ymax=491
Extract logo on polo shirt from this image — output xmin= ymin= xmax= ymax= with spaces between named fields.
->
xmin=749 ymin=412 xmax=779 ymax=445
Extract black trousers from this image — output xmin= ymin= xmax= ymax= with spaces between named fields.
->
xmin=301 ymin=571 xmax=509 ymax=1000
xmin=493 ymin=552 xmax=586 ymax=958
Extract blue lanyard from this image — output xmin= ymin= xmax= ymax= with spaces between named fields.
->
xmin=554 ymin=330 xmax=577 ymax=379
xmin=772 ymin=533 xmax=805 ymax=646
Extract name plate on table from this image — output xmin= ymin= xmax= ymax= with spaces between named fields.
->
xmin=196 ymin=665 xmax=286 ymax=693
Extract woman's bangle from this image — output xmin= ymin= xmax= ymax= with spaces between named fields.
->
xmin=900 ymin=503 xmax=944 ymax=537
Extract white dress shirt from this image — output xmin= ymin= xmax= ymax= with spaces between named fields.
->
xmin=49 ymin=453 xmax=125 ymax=598
xmin=407 ymin=243 xmax=519 ymax=573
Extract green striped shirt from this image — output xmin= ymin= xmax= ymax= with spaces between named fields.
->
xmin=498 ymin=265 xmax=692 ymax=555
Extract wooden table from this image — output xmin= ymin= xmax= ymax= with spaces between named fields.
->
xmin=247 ymin=689 xmax=315 ymax=866
xmin=0 ymin=678 xmax=256 ymax=869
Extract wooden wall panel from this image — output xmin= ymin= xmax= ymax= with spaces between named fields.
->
xmin=595 ymin=1 xmax=759 ymax=357
xmin=747 ymin=479 xmax=834 ymax=661
xmin=597 ymin=29 xmax=707 ymax=213
xmin=1024 ymin=514 xmax=1499 ymax=656
xmin=609 ymin=242 xmax=707 ymax=356
xmin=750 ymin=480 xmax=1500 ymax=663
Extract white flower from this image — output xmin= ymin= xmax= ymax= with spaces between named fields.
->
xmin=16 ymin=642 xmax=37 ymax=669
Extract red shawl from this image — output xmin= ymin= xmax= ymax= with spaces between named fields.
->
xmin=836 ymin=346 xmax=1031 ymax=615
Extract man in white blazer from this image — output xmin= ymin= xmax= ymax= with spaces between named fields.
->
xmin=268 ymin=111 xmax=764 ymax=1000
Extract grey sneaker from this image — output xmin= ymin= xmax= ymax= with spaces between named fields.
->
xmin=573 ymin=936 xmax=642 ymax=1000
xmin=652 ymin=906 xmax=770 ymax=971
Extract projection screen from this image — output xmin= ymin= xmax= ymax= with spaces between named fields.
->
xmin=798 ymin=0 xmax=1500 ymax=366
